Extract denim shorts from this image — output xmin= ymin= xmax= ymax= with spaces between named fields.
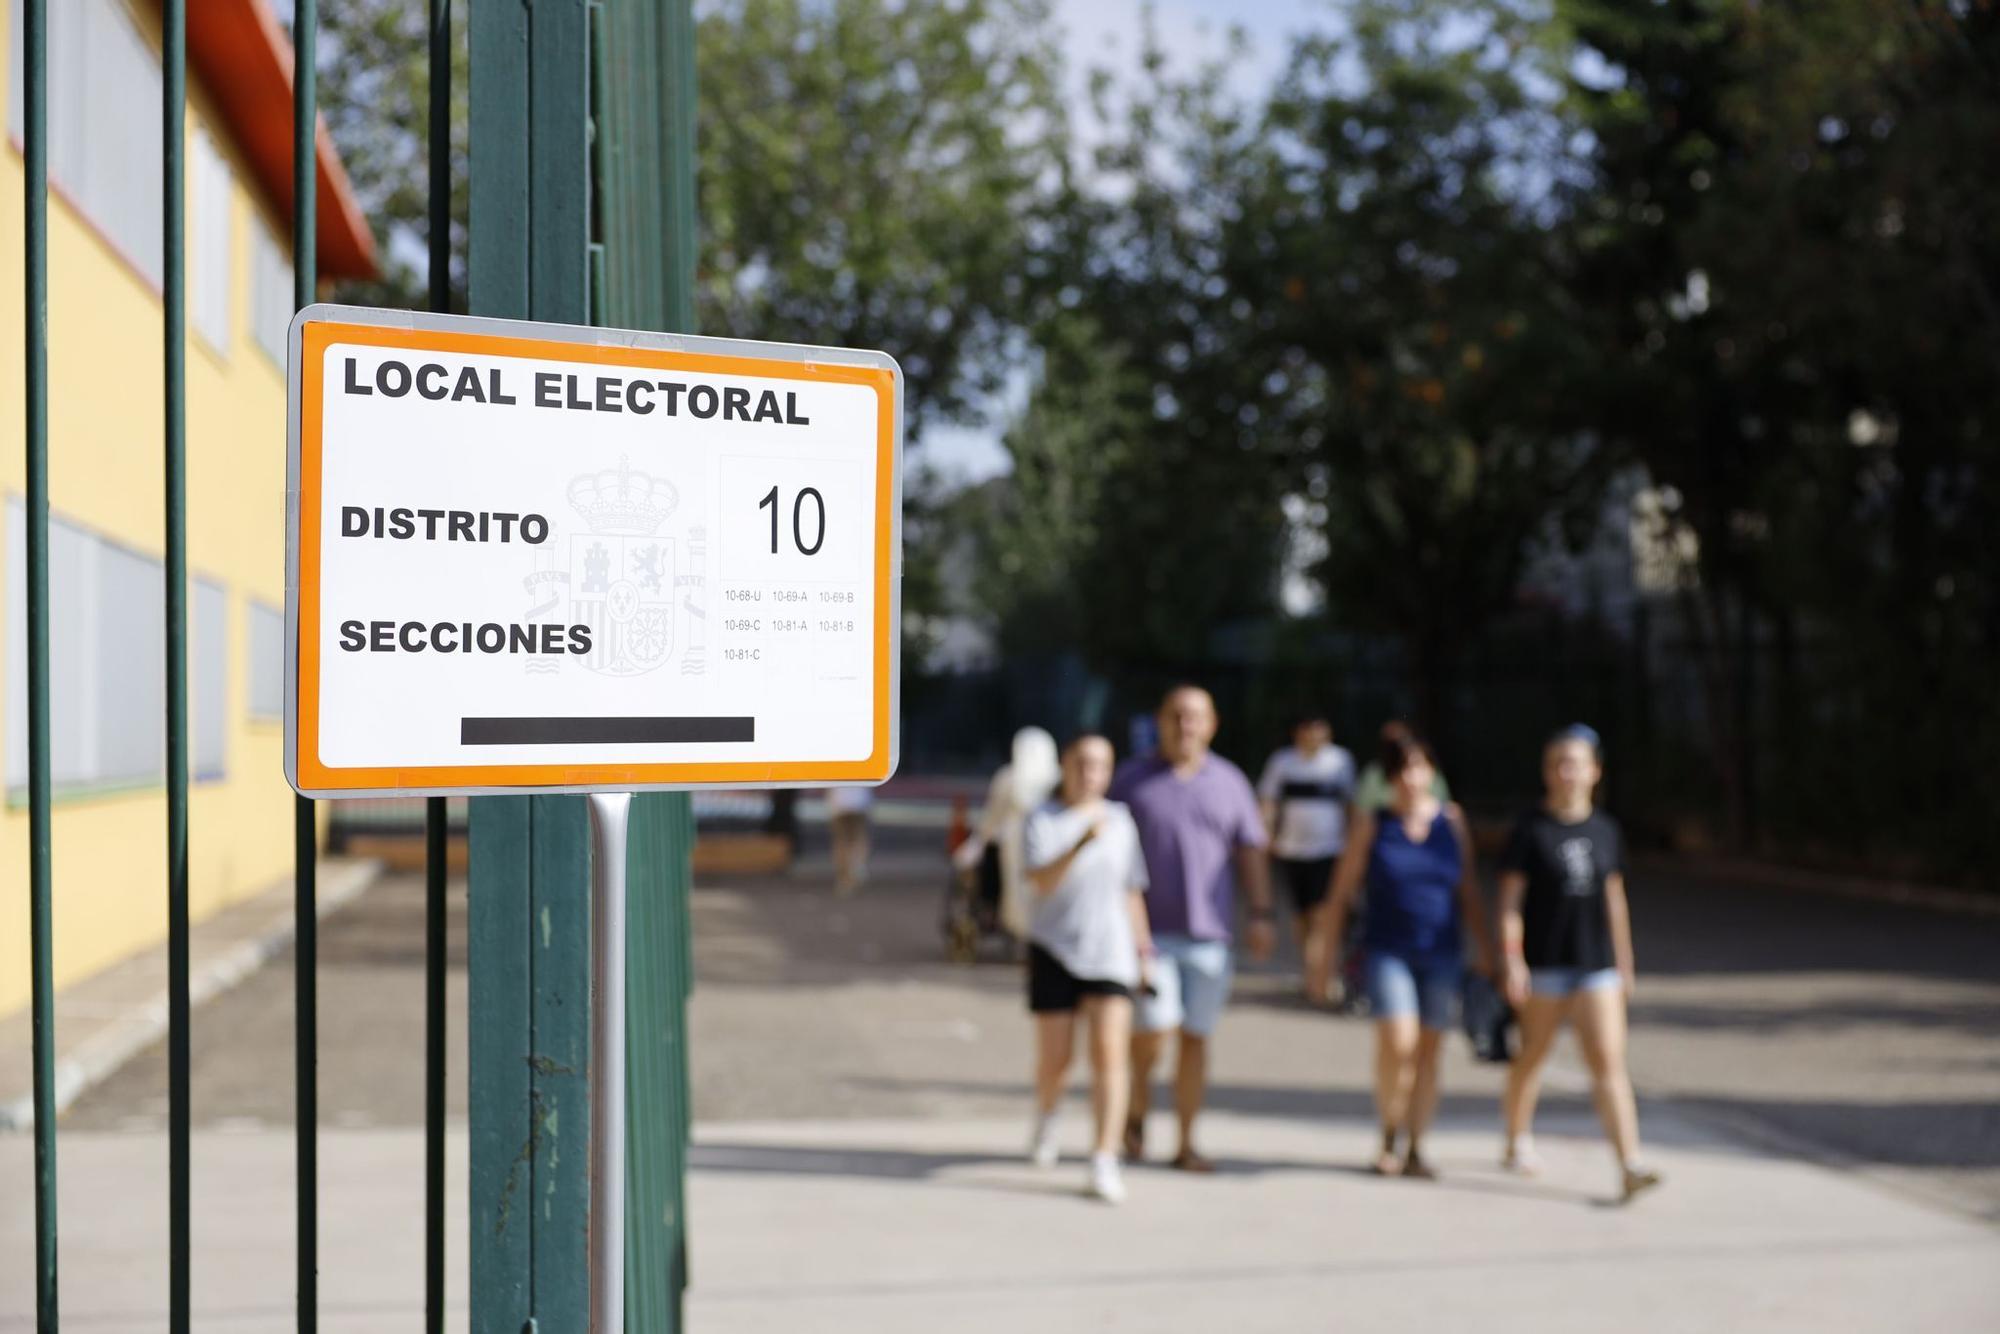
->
xmin=1365 ymin=951 xmax=1462 ymax=1030
xmin=1136 ymin=934 xmax=1233 ymax=1037
xmin=1530 ymin=966 xmax=1623 ymax=998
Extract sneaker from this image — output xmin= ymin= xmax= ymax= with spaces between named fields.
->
xmin=1501 ymin=1138 xmax=1544 ymax=1177
xmin=1029 ymin=1115 xmax=1060 ymax=1170
xmin=1620 ymin=1164 xmax=1663 ymax=1203
xmin=1088 ymin=1152 xmax=1126 ymax=1204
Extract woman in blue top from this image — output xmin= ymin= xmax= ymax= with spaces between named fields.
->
xmin=1311 ymin=726 xmax=1494 ymax=1178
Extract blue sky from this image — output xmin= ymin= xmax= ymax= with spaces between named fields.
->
xmin=921 ymin=0 xmax=1335 ymax=482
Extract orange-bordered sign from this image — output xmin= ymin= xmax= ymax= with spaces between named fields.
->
xmin=284 ymin=305 xmax=902 ymax=797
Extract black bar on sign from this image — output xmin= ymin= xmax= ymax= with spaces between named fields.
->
xmin=461 ymin=716 xmax=757 ymax=745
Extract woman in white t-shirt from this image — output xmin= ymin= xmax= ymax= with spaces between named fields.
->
xmin=1256 ymin=715 xmax=1356 ymax=993
xmin=1022 ymin=734 xmax=1154 ymax=1204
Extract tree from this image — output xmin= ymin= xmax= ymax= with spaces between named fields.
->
xmin=1225 ymin=1 xmax=1616 ymax=743
xmin=977 ymin=29 xmax=1295 ymax=688
xmin=317 ymin=0 xmax=469 ymax=309
xmin=1556 ymin=0 xmax=2000 ymax=862
xmin=694 ymin=0 xmax=1071 ymax=435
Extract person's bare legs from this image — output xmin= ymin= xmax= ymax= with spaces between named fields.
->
xmin=1172 ymin=1032 xmax=1210 ymax=1165
xmin=1373 ymin=1014 xmax=1418 ymax=1173
xmin=1034 ymin=1012 xmax=1077 ymax=1117
xmin=850 ymin=819 xmax=871 ymax=886
xmin=1298 ymin=915 xmax=1326 ymax=1002
xmin=1029 ymin=1011 xmax=1075 ymax=1167
xmin=1083 ymin=996 xmax=1133 ymax=1156
xmin=1574 ymin=985 xmax=1657 ymax=1199
xmin=830 ymin=814 xmax=859 ymax=894
xmin=1501 ymin=994 xmax=1569 ymax=1170
xmin=1128 ymin=1028 xmax=1167 ymax=1158
xmin=1402 ymin=1027 xmax=1445 ymax=1177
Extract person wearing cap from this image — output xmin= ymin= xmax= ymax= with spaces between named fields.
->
xmin=1496 ymin=724 xmax=1662 ymax=1203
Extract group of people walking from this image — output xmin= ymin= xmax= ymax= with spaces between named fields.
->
xmin=1011 ymin=685 xmax=1661 ymax=1206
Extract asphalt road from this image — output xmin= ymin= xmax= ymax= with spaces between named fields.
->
xmin=63 ymin=823 xmax=2000 ymax=1221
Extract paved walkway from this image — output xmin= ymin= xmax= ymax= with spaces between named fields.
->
xmin=688 ymin=1112 xmax=1993 ymax=1332
xmin=3 ymin=832 xmax=1996 ymax=1329
xmin=683 ymin=845 xmax=2000 ymax=1331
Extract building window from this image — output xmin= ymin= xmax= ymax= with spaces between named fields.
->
xmin=193 ymin=577 xmax=227 ymax=780
xmin=7 ymin=0 xmax=166 ymax=287
xmin=192 ymin=127 xmax=233 ymax=354
xmin=4 ymin=501 xmax=233 ymax=794
xmin=251 ymin=225 xmax=294 ymax=367
xmin=248 ymin=600 xmax=284 ymax=722
xmin=6 ymin=500 xmax=162 ymax=791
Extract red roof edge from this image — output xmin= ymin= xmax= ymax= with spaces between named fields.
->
xmin=179 ymin=0 xmax=380 ymax=282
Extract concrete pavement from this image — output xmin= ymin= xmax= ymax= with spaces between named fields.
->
xmin=687 ymin=1110 xmax=1996 ymax=1333
xmin=4 ymin=826 xmax=1997 ymax=1329
xmin=680 ymin=848 xmax=1999 ymax=1331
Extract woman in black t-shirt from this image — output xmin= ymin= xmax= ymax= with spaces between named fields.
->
xmin=1496 ymin=726 xmax=1661 ymax=1203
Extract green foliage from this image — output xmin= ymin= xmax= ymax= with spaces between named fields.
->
xmin=318 ymin=0 xmax=470 ymax=309
xmin=1553 ymin=0 xmax=2000 ymax=863
xmin=982 ymin=2 xmax=1616 ymax=725
xmin=1231 ymin=3 xmax=1618 ymax=730
xmin=694 ymin=0 xmax=1071 ymax=433
xmin=974 ymin=314 xmax=1146 ymax=655
xmin=980 ymin=29 xmax=1297 ymax=681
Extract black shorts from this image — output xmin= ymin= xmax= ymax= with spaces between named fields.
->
xmin=1027 ymin=944 xmax=1132 ymax=1013
xmin=1276 ymin=856 xmax=1338 ymax=917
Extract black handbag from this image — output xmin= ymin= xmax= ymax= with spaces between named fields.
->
xmin=1461 ymin=972 xmax=1516 ymax=1063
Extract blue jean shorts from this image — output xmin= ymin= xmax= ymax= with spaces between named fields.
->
xmin=1530 ymin=966 xmax=1623 ymax=998
xmin=1365 ymin=951 xmax=1462 ymax=1030
xmin=1136 ymin=934 xmax=1233 ymax=1037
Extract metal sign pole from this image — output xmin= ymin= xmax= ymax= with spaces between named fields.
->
xmin=586 ymin=792 xmax=632 ymax=1334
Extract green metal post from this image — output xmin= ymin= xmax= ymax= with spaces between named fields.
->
xmin=162 ymin=1 xmax=192 ymax=1328
xmin=23 ymin=0 xmax=56 ymax=1328
xmin=467 ymin=3 xmax=594 ymax=1329
xmin=291 ymin=3 xmax=320 ymax=1330
xmin=467 ymin=4 xmax=699 ymax=1326
xmin=593 ymin=5 xmax=700 ymax=1326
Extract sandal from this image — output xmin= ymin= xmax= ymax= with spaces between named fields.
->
xmin=1170 ymin=1148 xmax=1216 ymax=1174
xmin=1620 ymin=1165 xmax=1663 ymax=1203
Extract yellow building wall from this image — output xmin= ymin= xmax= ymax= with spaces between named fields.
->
xmin=0 ymin=4 xmax=324 ymax=1019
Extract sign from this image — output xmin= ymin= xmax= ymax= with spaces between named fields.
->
xmin=284 ymin=305 xmax=902 ymax=796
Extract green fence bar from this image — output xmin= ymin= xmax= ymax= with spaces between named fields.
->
xmin=292 ymin=2 xmax=320 ymax=1330
xmin=593 ymin=5 xmax=700 ymax=1326
xmin=424 ymin=797 xmax=447 ymax=1334
xmin=425 ymin=7 xmax=453 ymax=1332
xmin=162 ymin=0 xmax=192 ymax=1328
xmin=22 ymin=0 xmax=56 ymax=1326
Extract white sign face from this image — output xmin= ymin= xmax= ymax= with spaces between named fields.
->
xmin=284 ymin=305 xmax=902 ymax=796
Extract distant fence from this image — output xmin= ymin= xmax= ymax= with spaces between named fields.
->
xmin=904 ymin=603 xmax=1991 ymax=884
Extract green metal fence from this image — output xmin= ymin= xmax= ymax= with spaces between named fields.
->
xmin=18 ymin=1 xmax=696 ymax=1329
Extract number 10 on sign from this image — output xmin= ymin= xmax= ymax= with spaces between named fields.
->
xmin=760 ymin=485 xmax=826 ymax=556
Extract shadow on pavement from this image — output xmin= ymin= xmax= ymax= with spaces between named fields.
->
xmin=837 ymin=1075 xmax=1601 ymax=1128
xmin=690 ymin=1137 xmax=1605 ymax=1205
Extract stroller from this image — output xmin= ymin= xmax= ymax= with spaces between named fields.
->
xmin=942 ymin=840 xmax=1007 ymax=964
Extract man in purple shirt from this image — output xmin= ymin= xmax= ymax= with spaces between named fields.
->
xmin=1111 ymin=684 xmax=1274 ymax=1171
